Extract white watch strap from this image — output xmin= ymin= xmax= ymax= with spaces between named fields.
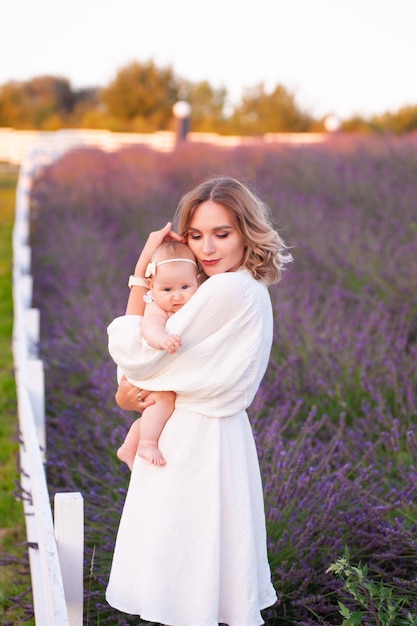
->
xmin=128 ymin=275 xmax=149 ymax=289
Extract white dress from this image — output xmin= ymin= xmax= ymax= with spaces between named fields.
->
xmin=106 ymin=270 xmax=277 ymax=626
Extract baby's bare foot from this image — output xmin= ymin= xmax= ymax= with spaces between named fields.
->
xmin=138 ymin=442 xmax=166 ymax=466
xmin=117 ymin=444 xmax=135 ymax=471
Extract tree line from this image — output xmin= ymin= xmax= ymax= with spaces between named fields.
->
xmin=1 ymin=60 xmax=416 ymax=135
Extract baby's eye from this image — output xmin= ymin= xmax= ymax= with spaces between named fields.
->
xmin=163 ymin=287 xmax=172 ymax=292
xmin=181 ymin=284 xmax=190 ymax=290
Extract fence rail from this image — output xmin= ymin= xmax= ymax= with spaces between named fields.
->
xmin=0 ymin=127 xmax=328 ymax=165
xmin=13 ymin=140 xmax=85 ymax=625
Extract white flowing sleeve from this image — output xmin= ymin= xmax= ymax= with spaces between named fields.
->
xmin=108 ymin=271 xmax=273 ymax=416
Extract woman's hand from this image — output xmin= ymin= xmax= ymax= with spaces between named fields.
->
xmin=115 ymin=375 xmax=155 ymax=413
xmin=126 ymin=223 xmax=184 ymax=316
xmin=134 ymin=222 xmax=184 ymax=278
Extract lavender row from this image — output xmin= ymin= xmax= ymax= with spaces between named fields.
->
xmin=27 ymin=136 xmax=417 ymax=624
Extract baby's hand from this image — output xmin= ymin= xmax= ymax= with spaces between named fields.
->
xmin=160 ymin=333 xmax=182 ymax=354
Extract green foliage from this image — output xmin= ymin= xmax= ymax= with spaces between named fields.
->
xmin=0 ymin=76 xmax=72 ymax=129
xmin=100 ymin=60 xmax=179 ymax=130
xmin=371 ymin=104 xmax=417 ymax=134
xmin=0 ymin=76 xmax=99 ymax=130
xmin=181 ymin=79 xmax=228 ymax=132
xmin=230 ymin=82 xmax=313 ymax=133
xmin=341 ymin=104 xmax=417 ymax=135
xmin=2 ymin=60 xmax=417 ymax=134
xmin=327 ymin=548 xmax=417 ymax=626
xmin=340 ymin=115 xmax=376 ymax=133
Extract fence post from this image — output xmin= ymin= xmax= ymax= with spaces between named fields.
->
xmin=54 ymin=493 xmax=84 ymax=626
xmin=13 ymin=142 xmax=86 ymax=624
xmin=172 ymin=101 xmax=191 ymax=145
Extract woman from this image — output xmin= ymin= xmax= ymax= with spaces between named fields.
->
xmin=106 ymin=177 xmax=292 ymax=626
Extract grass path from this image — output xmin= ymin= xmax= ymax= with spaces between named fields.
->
xmin=0 ymin=164 xmax=33 ymax=623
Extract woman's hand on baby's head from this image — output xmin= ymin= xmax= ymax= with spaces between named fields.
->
xmin=146 ymin=223 xmax=184 ymax=252
xmin=163 ymin=222 xmax=185 ymax=243
xmin=136 ymin=223 xmax=185 ymax=275
xmin=160 ymin=333 xmax=182 ymax=354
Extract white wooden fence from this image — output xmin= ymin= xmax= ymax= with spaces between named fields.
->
xmin=12 ymin=140 xmax=86 ymax=625
xmin=0 ymin=127 xmax=328 ymax=165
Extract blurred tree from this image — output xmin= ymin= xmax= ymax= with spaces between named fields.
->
xmin=0 ymin=76 xmax=74 ymax=129
xmin=370 ymin=104 xmax=417 ymax=134
xmin=4 ymin=65 xmax=416 ymax=136
xmin=340 ymin=115 xmax=375 ymax=133
xmin=69 ymin=87 xmax=103 ymax=127
xmin=180 ymin=80 xmax=228 ymax=132
xmin=100 ymin=60 xmax=179 ymax=131
xmin=0 ymin=82 xmax=26 ymax=127
xmin=230 ymin=82 xmax=313 ymax=134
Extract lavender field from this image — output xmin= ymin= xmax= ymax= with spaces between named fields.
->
xmin=27 ymin=135 xmax=417 ymax=624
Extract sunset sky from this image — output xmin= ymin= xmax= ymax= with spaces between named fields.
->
xmin=2 ymin=0 xmax=417 ymax=120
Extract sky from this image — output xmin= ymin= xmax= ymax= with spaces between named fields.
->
xmin=2 ymin=0 xmax=417 ymax=121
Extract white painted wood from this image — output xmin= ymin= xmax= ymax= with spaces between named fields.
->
xmin=26 ymin=359 xmax=46 ymax=454
xmin=18 ymin=384 xmax=69 ymax=625
xmin=1 ymin=127 xmax=330 ymax=166
xmin=13 ymin=144 xmax=86 ymax=624
xmin=20 ymin=243 xmax=31 ymax=273
xmin=54 ymin=493 xmax=84 ymax=626
xmin=13 ymin=243 xmax=31 ymax=273
xmin=18 ymin=274 xmax=33 ymax=309
xmin=12 ymin=311 xmax=29 ymax=384
xmin=13 ymin=190 xmax=30 ymax=244
xmin=19 ymin=438 xmax=49 ymax=625
xmin=24 ymin=307 xmax=39 ymax=356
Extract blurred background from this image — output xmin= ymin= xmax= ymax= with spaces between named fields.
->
xmin=1 ymin=0 xmax=417 ymax=135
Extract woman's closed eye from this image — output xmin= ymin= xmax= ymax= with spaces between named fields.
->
xmin=188 ymin=232 xmax=229 ymax=240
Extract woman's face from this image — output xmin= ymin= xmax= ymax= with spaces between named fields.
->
xmin=186 ymin=200 xmax=245 ymax=275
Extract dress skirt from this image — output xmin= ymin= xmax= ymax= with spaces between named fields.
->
xmin=106 ymin=407 xmax=277 ymax=626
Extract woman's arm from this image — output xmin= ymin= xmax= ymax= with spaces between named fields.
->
xmin=109 ymin=272 xmax=272 ymax=397
xmin=115 ymin=222 xmax=184 ymax=410
xmin=126 ymin=222 xmax=184 ymax=316
xmin=111 ymin=272 xmax=273 ymax=415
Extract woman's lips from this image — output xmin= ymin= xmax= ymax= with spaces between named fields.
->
xmin=201 ymin=259 xmax=220 ymax=266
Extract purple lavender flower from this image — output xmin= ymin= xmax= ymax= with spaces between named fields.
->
xmin=21 ymin=137 xmax=417 ymax=624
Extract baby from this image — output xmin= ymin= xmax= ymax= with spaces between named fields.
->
xmin=117 ymin=241 xmax=199 ymax=469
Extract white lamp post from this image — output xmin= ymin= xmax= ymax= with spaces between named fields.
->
xmin=172 ymin=100 xmax=191 ymax=143
xmin=324 ymin=114 xmax=341 ymax=133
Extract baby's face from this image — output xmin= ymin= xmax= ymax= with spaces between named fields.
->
xmin=151 ymin=261 xmax=198 ymax=314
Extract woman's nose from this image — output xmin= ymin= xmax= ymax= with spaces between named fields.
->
xmin=202 ymin=236 xmax=215 ymax=255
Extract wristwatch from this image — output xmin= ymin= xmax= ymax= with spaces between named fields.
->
xmin=128 ymin=275 xmax=148 ymax=289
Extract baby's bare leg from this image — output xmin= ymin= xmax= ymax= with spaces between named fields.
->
xmin=138 ymin=391 xmax=175 ymax=466
xmin=117 ymin=418 xmax=141 ymax=470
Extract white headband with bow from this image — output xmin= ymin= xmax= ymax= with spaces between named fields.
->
xmin=145 ymin=257 xmax=197 ymax=278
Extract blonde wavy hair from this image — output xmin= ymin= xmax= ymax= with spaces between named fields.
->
xmin=173 ymin=177 xmax=292 ymax=285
